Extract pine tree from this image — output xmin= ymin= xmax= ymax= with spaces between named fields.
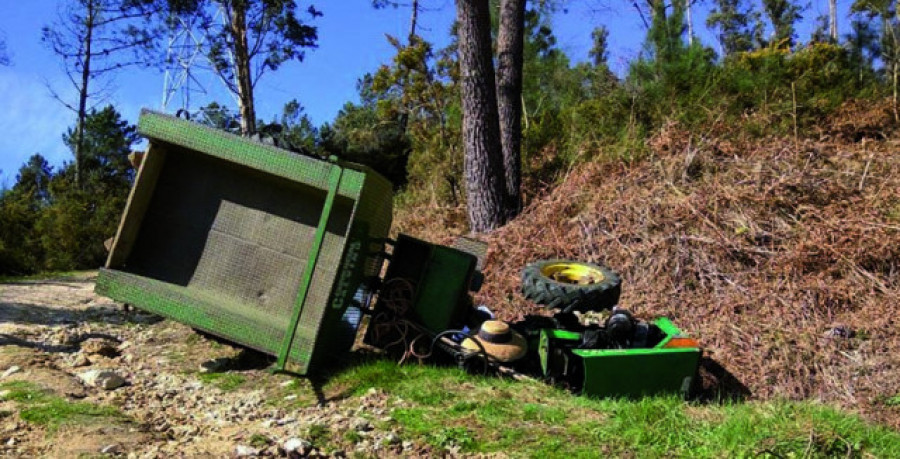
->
xmin=707 ymin=0 xmax=764 ymax=55
xmin=761 ymin=0 xmax=803 ymax=48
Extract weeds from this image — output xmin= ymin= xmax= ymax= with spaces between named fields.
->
xmin=0 ymin=381 xmax=125 ymax=431
xmin=317 ymin=359 xmax=900 ymax=456
xmin=197 ymin=372 xmax=246 ymax=391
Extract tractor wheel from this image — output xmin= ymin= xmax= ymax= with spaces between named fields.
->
xmin=521 ymin=259 xmax=621 ymax=312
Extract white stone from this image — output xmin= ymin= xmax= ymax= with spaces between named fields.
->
xmin=100 ymin=444 xmax=122 ymax=454
xmin=283 ymin=438 xmax=311 ymax=453
xmin=275 ymin=416 xmax=296 ymax=426
xmin=79 ymin=369 xmax=126 ymax=390
xmin=234 ymin=445 xmax=259 ymax=457
xmin=1 ymin=366 xmax=21 ymax=379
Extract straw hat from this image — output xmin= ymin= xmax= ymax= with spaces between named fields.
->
xmin=461 ymin=320 xmax=527 ymax=363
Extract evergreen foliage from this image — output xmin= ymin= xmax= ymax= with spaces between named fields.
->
xmin=707 ymin=0 xmax=764 ymax=55
xmin=762 ymin=0 xmax=803 ymax=48
xmin=4 ymin=0 xmax=898 ymax=267
xmin=0 ymin=106 xmax=136 ymax=275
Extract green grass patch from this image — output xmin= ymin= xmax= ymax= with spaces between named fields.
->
xmin=197 ymin=372 xmax=246 ymax=391
xmin=0 ymin=381 xmax=125 ymax=431
xmin=0 ymin=270 xmax=89 ymax=283
xmin=306 ymin=423 xmax=332 ymax=448
xmin=321 ymin=358 xmax=900 ymax=457
xmin=248 ymin=433 xmax=271 ymax=448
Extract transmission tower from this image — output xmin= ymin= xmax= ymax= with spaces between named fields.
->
xmin=160 ymin=15 xmax=208 ymax=114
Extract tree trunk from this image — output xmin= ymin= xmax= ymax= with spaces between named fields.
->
xmin=496 ymin=0 xmax=525 ymax=217
xmin=75 ymin=0 xmax=97 ymax=189
xmin=409 ymin=0 xmax=419 ymax=41
xmin=828 ymin=0 xmax=837 ymax=42
xmin=895 ymin=6 xmax=900 ymax=123
xmin=230 ymin=1 xmax=256 ymax=136
xmin=456 ymin=0 xmax=507 ymax=233
xmin=894 ymin=61 xmax=899 ymax=123
xmin=685 ymin=0 xmax=694 ymax=46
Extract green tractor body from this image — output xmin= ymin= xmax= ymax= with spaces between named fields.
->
xmin=96 ymin=109 xmax=700 ymax=396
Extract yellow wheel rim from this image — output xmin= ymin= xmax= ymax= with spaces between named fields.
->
xmin=540 ymin=263 xmax=605 ymax=285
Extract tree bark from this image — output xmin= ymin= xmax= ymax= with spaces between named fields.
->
xmin=496 ymin=0 xmax=525 ymax=216
xmin=229 ymin=1 xmax=257 ymax=136
xmin=409 ymin=0 xmax=419 ymax=41
xmin=75 ymin=0 xmax=97 ymax=189
xmin=685 ymin=0 xmax=694 ymax=46
xmin=828 ymin=0 xmax=837 ymax=42
xmin=456 ymin=0 xmax=507 ymax=233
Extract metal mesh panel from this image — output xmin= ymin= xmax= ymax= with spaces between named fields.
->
xmin=304 ymin=170 xmax=394 ymax=371
xmin=138 ymin=110 xmax=364 ymax=199
xmin=97 ymin=110 xmax=395 ymax=373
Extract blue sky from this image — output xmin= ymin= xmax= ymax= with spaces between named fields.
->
xmin=0 ymin=0 xmax=848 ymax=187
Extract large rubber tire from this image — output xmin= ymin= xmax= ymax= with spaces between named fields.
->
xmin=521 ymin=259 xmax=621 ymax=312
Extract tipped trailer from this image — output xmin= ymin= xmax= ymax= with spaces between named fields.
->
xmin=97 ymin=110 xmax=700 ymax=397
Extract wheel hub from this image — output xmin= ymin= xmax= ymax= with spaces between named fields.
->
xmin=540 ymin=263 xmax=605 ymax=285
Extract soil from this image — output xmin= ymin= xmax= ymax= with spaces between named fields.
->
xmin=0 ymin=273 xmax=415 ymax=458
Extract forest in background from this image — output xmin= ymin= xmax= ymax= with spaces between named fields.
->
xmin=0 ymin=0 xmax=898 ymax=275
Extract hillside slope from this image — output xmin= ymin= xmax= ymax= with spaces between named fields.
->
xmin=405 ymin=102 xmax=900 ymax=427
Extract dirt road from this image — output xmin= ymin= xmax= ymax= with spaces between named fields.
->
xmin=0 ymin=273 xmax=412 ymax=457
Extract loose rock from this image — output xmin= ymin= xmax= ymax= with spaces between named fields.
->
xmin=384 ymin=432 xmax=401 ymax=445
xmin=79 ymin=369 xmax=127 ymax=390
xmin=100 ymin=443 xmax=122 ymax=454
xmin=71 ymin=354 xmax=91 ymax=368
xmin=283 ymin=438 xmax=311 ymax=455
xmin=1 ymin=366 xmax=21 ymax=379
xmin=234 ymin=445 xmax=259 ymax=457
xmin=81 ymin=338 xmax=121 ymax=358
xmin=351 ymin=418 xmax=372 ymax=432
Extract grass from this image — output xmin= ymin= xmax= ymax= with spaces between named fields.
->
xmin=0 ymin=381 xmax=126 ymax=431
xmin=318 ymin=359 xmax=900 ymax=457
xmin=197 ymin=372 xmax=246 ymax=391
xmin=248 ymin=433 xmax=271 ymax=448
xmin=0 ymin=270 xmax=90 ymax=283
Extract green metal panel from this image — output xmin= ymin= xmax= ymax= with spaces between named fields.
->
xmin=137 ymin=110 xmax=365 ymax=199
xmin=414 ymin=245 xmax=476 ymax=333
xmin=276 ymin=165 xmax=344 ymax=371
xmin=538 ymin=318 xmax=701 ymax=398
xmin=96 ymin=110 xmax=394 ymax=374
xmin=575 ymin=347 xmax=700 ymax=398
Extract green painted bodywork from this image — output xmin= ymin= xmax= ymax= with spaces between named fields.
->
xmin=276 ymin=165 xmax=344 ymax=371
xmin=539 ymin=317 xmax=701 ymax=398
xmin=96 ymin=110 xmax=393 ymax=375
xmin=368 ymin=234 xmax=476 ymax=335
xmin=413 ymin=245 xmax=476 ymax=333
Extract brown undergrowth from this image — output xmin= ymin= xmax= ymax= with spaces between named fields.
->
xmin=395 ymin=104 xmax=900 ymax=428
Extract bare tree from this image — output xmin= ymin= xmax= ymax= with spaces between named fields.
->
xmin=371 ymin=0 xmax=429 ymax=43
xmin=42 ymin=0 xmax=159 ymax=187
